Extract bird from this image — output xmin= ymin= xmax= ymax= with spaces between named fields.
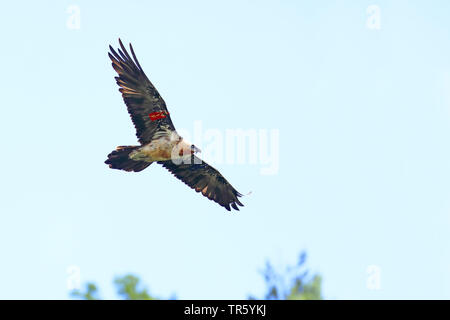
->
xmin=105 ymin=39 xmax=244 ymax=211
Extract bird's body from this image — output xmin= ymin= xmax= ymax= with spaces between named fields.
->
xmin=105 ymin=39 xmax=244 ymax=211
xmin=131 ymin=135 xmax=176 ymax=162
xmin=129 ymin=130 xmax=190 ymax=162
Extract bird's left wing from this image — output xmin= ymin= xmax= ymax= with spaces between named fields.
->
xmin=158 ymin=156 xmax=244 ymax=211
xmin=109 ymin=39 xmax=176 ymax=144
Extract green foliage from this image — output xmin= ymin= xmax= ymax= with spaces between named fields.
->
xmin=251 ymin=252 xmax=322 ymax=300
xmin=71 ymin=274 xmax=158 ymax=300
xmin=71 ymin=252 xmax=322 ymax=300
xmin=114 ymin=274 xmax=156 ymax=300
xmin=71 ymin=283 xmax=100 ymax=300
xmin=286 ymin=275 xmax=322 ymax=300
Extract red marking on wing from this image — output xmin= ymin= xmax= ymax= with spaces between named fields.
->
xmin=149 ymin=111 xmax=170 ymax=121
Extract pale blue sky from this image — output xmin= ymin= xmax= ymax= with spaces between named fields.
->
xmin=0 ymin=0 xmax=450 ymax=299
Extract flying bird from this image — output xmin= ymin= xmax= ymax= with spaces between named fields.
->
xmin=105 ymin=39 xmax=244 ymax=211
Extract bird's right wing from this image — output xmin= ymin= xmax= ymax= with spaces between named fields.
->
xmin=158 ymin=155 xmax=244 ymax=211
xmin=109 ymin=39 xmax=176 ymax=143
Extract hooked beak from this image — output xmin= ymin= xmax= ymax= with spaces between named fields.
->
xmin=191 ymin=145 xmax=201 ymax=154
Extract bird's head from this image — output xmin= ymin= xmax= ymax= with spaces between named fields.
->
xmin=176 ymin=140 xmax=201 ymax=157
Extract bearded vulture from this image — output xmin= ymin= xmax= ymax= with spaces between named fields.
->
xmin=105 ymin=39 xmax=244 ymax=211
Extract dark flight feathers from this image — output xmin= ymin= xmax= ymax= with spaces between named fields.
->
xmin=108 ymin=39 xmax=176 ymax=144
xmin=158 ymin=155 xmax=244 ymax=211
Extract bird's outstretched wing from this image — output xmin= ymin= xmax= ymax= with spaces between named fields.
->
xmin=158 ymin=155 xmax=244 ymax=211
xmin=109 ymin=39 xmax=176 ymax=144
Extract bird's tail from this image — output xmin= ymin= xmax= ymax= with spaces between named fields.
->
xmin=105 ymin=146 xmax=152 ymax=172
